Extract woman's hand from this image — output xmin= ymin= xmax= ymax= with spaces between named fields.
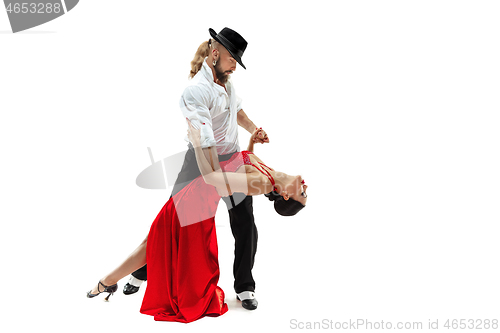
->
xmin=186 ymin=118 xmax=201 ymax=147
xmin=249 ymin=128 xmax=262 ymax=144
xmin=253 ymin=127 xmax=269 ymax=144
xmin=249 ymin=127 xmax=268 ymax=146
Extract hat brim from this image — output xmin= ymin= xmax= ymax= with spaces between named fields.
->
xmin=209 ymin=28 xmax=246 ymax=70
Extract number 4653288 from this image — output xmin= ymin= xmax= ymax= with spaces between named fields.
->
xmin=6 ymin=3 xmax=62 ymax=14
xmin=444 ymin=319 xmax=498 ymax=330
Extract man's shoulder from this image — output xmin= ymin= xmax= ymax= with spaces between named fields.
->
xmin=183 ymin=82 xmax=210 ymax=99
xmin=182 ymin=74 xmax=215 ymax=100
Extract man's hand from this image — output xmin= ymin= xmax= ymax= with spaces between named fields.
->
xmin=247 ymin=127 xmax=269 ymax=152
xmin=237 ymin=110 xmax=270 ymax=144
xmin=252 ymin=127 xmax=269 ymax=144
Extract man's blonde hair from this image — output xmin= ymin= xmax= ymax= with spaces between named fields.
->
xmin=189 ymin=38 xmax=220 ymax=78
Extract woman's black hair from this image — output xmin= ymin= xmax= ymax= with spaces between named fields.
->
xmin=264 ymin=190 xmax=305 ymax=216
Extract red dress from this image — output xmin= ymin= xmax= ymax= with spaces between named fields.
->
xmin=140 ymin=151 xmax=262 ymax=323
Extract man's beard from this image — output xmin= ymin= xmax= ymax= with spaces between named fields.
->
xmin=214 ymin=61 xmax=231 ymax=85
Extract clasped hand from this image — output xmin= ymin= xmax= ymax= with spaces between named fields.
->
xmin=251 ymin=127 xmax=269 ymax=144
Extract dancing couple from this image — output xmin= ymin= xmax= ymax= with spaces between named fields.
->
xmin=87 ymin=27 xmax=308 ymax=323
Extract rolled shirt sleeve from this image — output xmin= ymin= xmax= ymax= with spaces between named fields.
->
xmin=236 ymin=94 xmax=243 ymax=112
xmin=179 ymin=85 xmax=217 ymax=148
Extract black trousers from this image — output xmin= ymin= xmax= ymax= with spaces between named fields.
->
xmin=132 ymin=144 xmax=257 ymax=293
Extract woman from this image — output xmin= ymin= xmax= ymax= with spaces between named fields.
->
xmin=186 ymin=119 xmax=308 ymax=214
xmin=87 ymin=122 xmax=308 ymax=323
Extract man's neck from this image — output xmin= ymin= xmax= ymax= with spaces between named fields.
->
xmin=206 ymin=58 xmax=227 ymax=90
xmin=214 ymin=76 xmax=227 ymax=91
xmin=218 ymin=81 xmax=227 ymax=91
xmin=213 ymin=73 xmax=226 ymax=90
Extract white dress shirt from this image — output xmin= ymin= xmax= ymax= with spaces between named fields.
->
xmin=180 ymin=58 xmax=243 ymax=155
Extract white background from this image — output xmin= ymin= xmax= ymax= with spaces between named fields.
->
xmin=1 ymin=1 xmax=499 ymax=332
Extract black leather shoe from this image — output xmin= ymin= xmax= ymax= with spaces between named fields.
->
xmin=123 ymin=283 xmax=140 ymax=295
xmin=237 ymin=295 xmax=258 ymax=310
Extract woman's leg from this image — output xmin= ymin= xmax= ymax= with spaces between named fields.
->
xmin=89 ymin=236 xmax=148 ymax=294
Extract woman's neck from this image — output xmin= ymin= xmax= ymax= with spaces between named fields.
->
xmin=270 ymin=171 xmax=292 ymax=193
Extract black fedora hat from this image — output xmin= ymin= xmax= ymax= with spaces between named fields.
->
xmin=209 ymin=27 xmax=248 ymax=70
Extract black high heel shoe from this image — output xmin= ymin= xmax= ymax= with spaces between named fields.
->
xmin=87 ymin=280 xmax=118 ymax=301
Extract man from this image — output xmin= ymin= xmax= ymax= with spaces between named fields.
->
xmin=124 ymin=27 xmax=268 ymax=311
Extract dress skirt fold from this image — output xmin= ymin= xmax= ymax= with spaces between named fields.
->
xmin=139 ymin=175 xmax=228 ymax=323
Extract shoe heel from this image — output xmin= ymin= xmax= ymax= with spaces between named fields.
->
xmin=87 ymin=280 xmax=118 ymax=301
xmin=104 ymin=292 xmax=113 ymax=302
xmin=103 ymin=283 xmax=118 ymax=301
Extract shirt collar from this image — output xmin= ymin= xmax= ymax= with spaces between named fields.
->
xmin=201 ymin=58 xmax=231 ymax=94
xmin=201 ymin=58 xmax=214 ymax=82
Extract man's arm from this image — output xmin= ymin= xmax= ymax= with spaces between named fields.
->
xmin=198 ymin=146 xmax=221 ymax=175
xmin=187 ymin=120 xmax=254 ymax=195
xmin=181 ymin=86 xmax=217 ymax=148
xmin=193 ymin=143 xmax=274 ymax=196
xmin=237 ymin=109 xmax=257 ymax=133
xmin=192 ymin=145 xmax=253 ymax=193
xmin=237 ymin=109 xmax=269 ymax=143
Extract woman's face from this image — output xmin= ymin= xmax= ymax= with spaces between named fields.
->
xmin=282 ymin=175 xmax=308 ymax=206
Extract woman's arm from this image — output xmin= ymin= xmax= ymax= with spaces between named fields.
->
xmin=246 ymin=128 xmax=266 ymax=152
xmin=193 ymin=145 xmax=265 ymax=194
xmin=247 ymin=129 xmax=256 ymax=153
xmin=187 ymin=120 xmax=270 ymax=195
